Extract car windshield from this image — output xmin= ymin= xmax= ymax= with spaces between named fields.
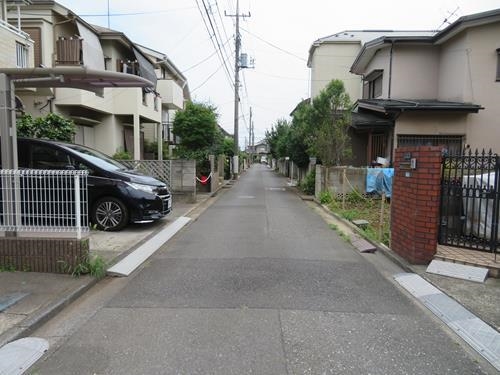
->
xmin=63 ymin=144 xmax=127 ymax=171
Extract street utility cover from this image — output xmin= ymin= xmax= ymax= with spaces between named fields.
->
xmin=426 ymin=260 xmax=488 ymax=283
xmin=0 ymin=337 xmax=48 ymax=375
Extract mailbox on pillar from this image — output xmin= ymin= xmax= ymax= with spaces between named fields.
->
xmin=400 ymin=152 xmax=417 ymax=171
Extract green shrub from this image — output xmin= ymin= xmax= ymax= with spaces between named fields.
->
xmin=71 ymin=255 xmax=107 ymax=279
xmin=345 ymin=190 xmax=366 ymax=204
xmin=113 ymin=150 xmax=132 ymax=160
xmin=340 ymin=209 xmax=360 ymax=221
xmin=319 ymin=190 xmax=333 ymax=205
xmin=300 ymin=170 xmax=316 ymax=195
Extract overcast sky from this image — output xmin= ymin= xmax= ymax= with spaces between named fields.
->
xmin=57 ymin=0 xmax=499 ymax=148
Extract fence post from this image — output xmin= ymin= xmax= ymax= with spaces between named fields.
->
xmin=75 ymin=173 xmax=81 ymax=240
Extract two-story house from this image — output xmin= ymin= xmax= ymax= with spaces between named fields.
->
xmin=307 ymin=30 xmax=435 ymax=165
xmin=137 ymin=44 xmax=190 ymax=158
xmin=0 ymin=0 xmax=33 ymax=68
xmin=350 ymin=8 xmax=500 ymax=160
xmin=0 ymin=0 xmax=34 ymax=112
xmin=7 ymin=0 xmax=188 ymax=160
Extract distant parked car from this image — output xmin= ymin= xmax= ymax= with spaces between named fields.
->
xmin=260 ymin=156 xmax=267 ymax=164
xmin=2 ymin=138 xmax=172 ymax=231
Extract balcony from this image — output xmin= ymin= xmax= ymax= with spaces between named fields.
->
xmin=55 ymin=37 xmax=82 ymax=65
xmin=156 ymin=79 xmax=184 ymax=110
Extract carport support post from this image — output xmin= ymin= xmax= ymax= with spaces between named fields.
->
xmin=133 ymin=113 xmax=140 ymax=160
xmin=0 ymin=73 xmax=18 ymax=170
xmin=0 ymin=73 xmax=19 ymax=237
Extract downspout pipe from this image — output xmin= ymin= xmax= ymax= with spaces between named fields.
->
xmin=388 ymin=41 xmax=394 ymax=99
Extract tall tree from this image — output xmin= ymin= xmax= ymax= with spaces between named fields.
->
xmin=172 ymin=101 xmax=220 ymax=159
xmin=265 ymin=118 xmax=290 ymax=160
xmin=310 ymin=79 xmax=352 ymax=166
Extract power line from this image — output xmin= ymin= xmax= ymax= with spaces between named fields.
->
xmin=195 ymin=0 xmax=234 ymax=90
xmin=182 ymin=37 xmax=231 ymax=73
xmin=200 ymin=0 xmax=234 ymax=86
xmin=191 ymin=62 xmax=225 ymax=92
xmin=240 ymin=26 xmax=306 ymax=62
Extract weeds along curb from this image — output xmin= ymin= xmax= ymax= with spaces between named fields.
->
xmin=308 ymin=196 xmax=414 ymax=274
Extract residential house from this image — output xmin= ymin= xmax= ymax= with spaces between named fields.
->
xmin=350 ymin=8 xmax=500 ymax=159
xmin=137 ymin=44 xmax=190 ymax=158
xmin=307 ymin=30 xmax=435 ymax=166
xmin=0 ymin=0 xmax=33 ymax=68
xmin=6 ymin=0 xmax=187 ymax=160
xmin=0 ymin=0 xmax=34 ymax=111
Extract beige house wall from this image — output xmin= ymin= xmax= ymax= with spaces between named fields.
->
xmin=437 ymin=23 xmax=500 ymax=152
xmin=391 ymin=45 xmax=439 ymax=99
xmin=310 ymin=42 xmax=362 ymax=100
xmin=437 ymin=33 xmax=468 ymax=102
xmin=395 ymin=112 xmax=468 ymax=137
xmin=0 ymin=23 xmax=34 ymax=68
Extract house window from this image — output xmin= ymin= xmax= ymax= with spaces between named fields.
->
xmin=496 ymin=48 xmax=500 ymax=81
xmin=362 ymin=70 xmax=383 ymax=99
xmin=397 ymin=135 xmax=464 ymax=155
xmin=370 ymin=75 xmax=383 ymax=98
xmin=16 ymin=42 xmax=29 ymax=68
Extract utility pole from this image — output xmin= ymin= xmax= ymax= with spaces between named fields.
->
xmin=249 ymin=106 xmax=252 ymax=163
xmin=226 ymin=0 xmax=250 ymax=178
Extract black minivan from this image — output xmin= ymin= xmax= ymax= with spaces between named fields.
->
xmin=7 ymin=138 xmax=172 ymax=231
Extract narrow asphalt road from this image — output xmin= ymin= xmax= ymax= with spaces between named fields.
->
xmin=31 ymin=164 xmax=492 ymax=374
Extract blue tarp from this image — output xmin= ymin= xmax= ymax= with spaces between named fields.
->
xmin=366 ymin=168 xmax=394 ymax=198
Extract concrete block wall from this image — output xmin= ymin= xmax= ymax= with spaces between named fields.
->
xmin=315 ymin=165 xmax=367 ymax=198
xmin=391 ymin=146 xmax=442 ymax=264
xmin=170 ymin=159 xmax=196 ymax=200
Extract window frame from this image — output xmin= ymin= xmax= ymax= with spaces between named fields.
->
xmin=16 ymin=41 xmax=29 ymax=68
xmin=496 ymin=48 xmax=500 ymax=82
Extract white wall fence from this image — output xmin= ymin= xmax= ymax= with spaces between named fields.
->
xmin=0 ymin=169 xmax=89 ymax=238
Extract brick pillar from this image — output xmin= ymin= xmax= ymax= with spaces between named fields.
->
xmin=391 ymin=146 xmax=442 ymax=264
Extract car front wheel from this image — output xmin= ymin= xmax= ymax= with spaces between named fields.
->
xmin=91 ymin=197 xmax=129 ymax=231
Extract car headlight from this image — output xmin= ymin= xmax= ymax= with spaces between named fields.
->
xmin=125 ymin=182 xmax=156 ymax=194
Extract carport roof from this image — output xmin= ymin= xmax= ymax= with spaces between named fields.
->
xmin=0 ymin=67 xmax=154 ymax=95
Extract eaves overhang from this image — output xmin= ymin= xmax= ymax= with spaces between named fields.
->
xmin=435 ymin=8 xmax=500 ymax=44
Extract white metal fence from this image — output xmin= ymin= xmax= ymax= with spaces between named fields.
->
xmin=0 ymin=169 xmax=89 ymax=238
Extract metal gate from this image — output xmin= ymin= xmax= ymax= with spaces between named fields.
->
xmin=439 ymin=149 xmax=500 ymax=254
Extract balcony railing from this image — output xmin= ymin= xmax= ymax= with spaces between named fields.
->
xmin=55 ymin=37 xmax=82 ymax=65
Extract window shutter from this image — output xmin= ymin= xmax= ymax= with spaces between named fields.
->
xmin=23 ymin=27 xmax=41 ymax=67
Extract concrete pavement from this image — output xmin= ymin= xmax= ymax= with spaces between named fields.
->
xmin=0 ymin=192 xmax=215 ymax=349
xmin=0 ymin=165 xmax=499 ymax=372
